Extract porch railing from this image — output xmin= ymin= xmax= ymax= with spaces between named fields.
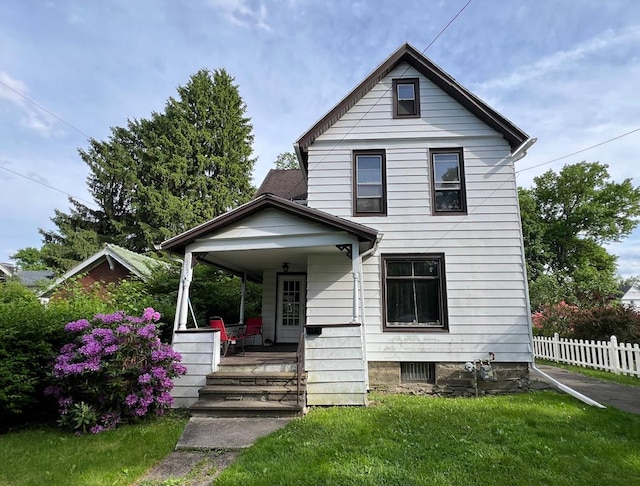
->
xmin=533 ymin=333 xmax=640 ymax=377
xmin=296 ymin=331 xmax=305 ymax=406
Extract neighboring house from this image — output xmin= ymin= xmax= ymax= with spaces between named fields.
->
xmin=255 ymin=168 xmax=308 ymax=203
xmin=0 ymin=263 xmax=14 ymax=283
xmin=163 ymin=43 xmax=535 ymax=407
xmin=0 ymin=263 xmax=52 ymax=289
xmin=620 ymin=284 xmax=640 ymax=308
xmin=42 ymin=244 xmax=167 ymax=298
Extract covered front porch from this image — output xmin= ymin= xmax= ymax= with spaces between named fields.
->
xmin=162 ymin=194 xmax=380 ymax=408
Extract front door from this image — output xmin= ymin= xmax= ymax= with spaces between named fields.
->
xmin=276 ymin=274 xmax=306 ymax=343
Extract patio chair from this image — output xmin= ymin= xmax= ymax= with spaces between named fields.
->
xmin=209 ymin=316 xmax=235 ymax=356
xmin=237 ymin=316 xmax=263 ymax=353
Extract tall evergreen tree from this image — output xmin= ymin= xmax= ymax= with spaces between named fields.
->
xmin=39 ymin=68 xmax=256 ymax=270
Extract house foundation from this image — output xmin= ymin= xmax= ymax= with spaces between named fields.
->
xmin=368 ymin=361 xmax=530 ymax=396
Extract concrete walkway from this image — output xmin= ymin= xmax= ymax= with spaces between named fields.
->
xmin=141 ymin=417 xmax=293 ymax=484
xmin=532 ymin=364 xmax=640 ymax=414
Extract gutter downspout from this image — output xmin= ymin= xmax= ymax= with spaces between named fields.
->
xmin=358 ymin=233 xmax=383 ymax=391
xmin=511 ymin=146 xmax=605 ymax=408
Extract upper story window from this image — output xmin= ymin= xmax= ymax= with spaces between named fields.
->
xmin=392 ymin=78 xmax=420 ymax=118
xmin=430 ymin=148 xmax=467 ymax=214
xmin=353 ymin=149 xmax=386 ymax=216
xmin=382 ymin=254 xmax=449 ymax=332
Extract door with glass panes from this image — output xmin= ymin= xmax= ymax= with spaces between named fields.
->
xmin=276 ymin=274 xmax=306 ymax=343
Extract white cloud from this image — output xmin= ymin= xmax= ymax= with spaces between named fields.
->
xmin=207 ymin=0 xmax=271 ymax=31
xmin=0 ymin=71 xmax=58 ymax=137
xmin=475 ymin=25 xmax=640 ymax=93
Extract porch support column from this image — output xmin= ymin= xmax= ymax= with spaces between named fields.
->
xmin=239 ymin=272 xmax=246 ymax=325
xmin=351 ymin=242 xmax=361 ymax=324
xmin=177 ymin=252 xmax=194 ymax=330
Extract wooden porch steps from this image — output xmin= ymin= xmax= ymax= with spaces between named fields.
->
xmin=190 ymin=354 xmax=306 ymax=418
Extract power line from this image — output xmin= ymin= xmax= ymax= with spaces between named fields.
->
xmin=0 ymin=78 xmax=92 ymax=140
xmin=0 ymin=162 xmax=96 ymax=208
xmin=305 ymin=0 xmax=474 ymax=175
xmin=516 ymin=127 xmax=640 ymax=174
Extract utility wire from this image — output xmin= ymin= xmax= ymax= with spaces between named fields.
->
xmin=516 ymin=127 xmax=640 ymax=174
xmin=0 ymin=162 xmax=96 ymax=208
xmin=0 ymin=78 xmax=92 ymax=140
xmin=305 ymin=0 xmax=474 ymax=175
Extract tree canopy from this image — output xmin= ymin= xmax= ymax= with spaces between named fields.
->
xmin=519 ymin=161 xmax=640 ymax=309
xmin=39 ymin=69 xmax=256 ymax=272
xmin=274 ymin=152 xmax=299 ymax=170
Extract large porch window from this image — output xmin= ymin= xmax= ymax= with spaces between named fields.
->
xmin=382 ymin=253 xmax=449 ymax=331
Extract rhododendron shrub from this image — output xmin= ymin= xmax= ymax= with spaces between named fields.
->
xmin=531 ymin=301 xmax=579 ymax=337
xmin=46 ymin=308 xmax=186 ymax=433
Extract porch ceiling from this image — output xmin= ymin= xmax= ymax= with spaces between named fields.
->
xmin=197 ymin=245 xmax=344 ymax=281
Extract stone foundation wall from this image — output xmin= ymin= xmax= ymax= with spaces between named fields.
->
xmin=368 ymin=361 xmax=530 ymax=396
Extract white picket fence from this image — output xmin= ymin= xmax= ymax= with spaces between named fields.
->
xmin=533 ymin=333 xmax=640 ymax=377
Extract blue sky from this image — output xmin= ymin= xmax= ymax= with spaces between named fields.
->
xmin=1 ymin=0 xmax=639 ymax=275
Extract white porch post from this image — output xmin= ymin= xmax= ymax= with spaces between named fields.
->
xmin=351 ymin=243 xmax=361 ymax=324
xmin=177 ymin=252 xmax=194 ymax=330
xmin=239 ymin=272 xmax=246 ymax=325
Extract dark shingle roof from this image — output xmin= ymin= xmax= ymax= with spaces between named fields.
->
xmin=15 ymin=270 xmax=55 ymax=287
xmin=255 ymin=169 xmax=307 ymax=201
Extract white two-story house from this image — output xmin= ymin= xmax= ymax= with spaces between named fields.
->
xmin=163 ymin=43 xmax=534 ymax=408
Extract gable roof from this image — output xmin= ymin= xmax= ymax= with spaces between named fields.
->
xmin=255 ymin=169 xmax=307 ymax=201
xmin=42 ymin=244 xmax=168 ymax=296
xmin=295 ymin=43 xmax=529 ymax=169
xmin=0 ymin=263 xmax=15 ymax=277
xmin=161 ymin=193 xmax=379 ymax=254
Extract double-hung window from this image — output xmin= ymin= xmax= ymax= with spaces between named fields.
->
xmin=382 ymin=254 xmax=448 ymax=331
xmin=392 ymin=78 xmax=420 ymax=118
xmin=430 ymin=147 xmax=467 ymax=214
xmin=353 ymin=150 xmax=386 ymax=215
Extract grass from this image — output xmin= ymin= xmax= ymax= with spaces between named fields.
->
xmin=217 ymin=391 xmax=640 ymax=486
xmin=537 ymin=359 xmax=640 ymax=387
xmin=0 ymin=413 xmax=188 ymax=486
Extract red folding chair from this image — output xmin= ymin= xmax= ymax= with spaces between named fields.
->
xmin=237 ymin=317 xmax=263 ymax=353
xmin=209 ymin=316 xmax=235 ymax=357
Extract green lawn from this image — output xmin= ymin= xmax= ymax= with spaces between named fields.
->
xmin=2 ymin=392 xmax=640 ymax=485
xmin=0 ymin=413 xmax=188 ymax=486
xmin=217 ymin=391 xmax=640 ymax=486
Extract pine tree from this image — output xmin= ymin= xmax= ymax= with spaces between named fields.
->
xmin=39 ymin=69 xmax=256 ymax=270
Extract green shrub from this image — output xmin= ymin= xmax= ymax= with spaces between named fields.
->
xmin=571 ymin=304 xmax=640 ymax=343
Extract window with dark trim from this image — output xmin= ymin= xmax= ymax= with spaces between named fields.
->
xmin=353 ymin=149 xmax=386 ymax=215
xmin=382 ymin=254 xmax=448 ymax=331
xmin=392 ymin=78 xmax=420 ymax=118
xmin=430 ymin=148 xmax=467 ymax=214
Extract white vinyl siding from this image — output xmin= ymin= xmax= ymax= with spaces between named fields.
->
xmin=306 ymin=62 xmax=531 ymax=364
xmin=305 ymin=253 xmax=367 ymax=405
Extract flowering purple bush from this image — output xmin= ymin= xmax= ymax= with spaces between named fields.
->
xmin=46 ymin=308 xmax=186 ymax=433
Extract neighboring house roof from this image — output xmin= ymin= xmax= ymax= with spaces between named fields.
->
xmin=295 ymin=42 xmax=529 ymax=170
xmin=161 ymin=193 xmax=379 ymax=254
xmin=42 ymin=244 xmax=168 ymax=296
xmin=255 ymin=169 xmax=307 ymax=201
xmin=0 ymin=263 xmax=15 ymax=278
xmin=15 ymin=270 xmax=54 ymax=288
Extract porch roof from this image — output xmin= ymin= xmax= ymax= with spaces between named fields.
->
xmin=160 ymin=193 xmax=380 ymax=255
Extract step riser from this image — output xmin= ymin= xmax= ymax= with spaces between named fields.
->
xmin=191 ymin=408 xmax=303 ymax=418
xmin=217 ymin=363 xmax=297 ymax=373
xmin=206 ymin=378 xmax=302 ymax=387
xmin=199 ymin=392 xmax=303 ymax=402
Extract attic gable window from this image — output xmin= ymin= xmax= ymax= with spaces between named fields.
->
xmin=353 ymin=150 xmax=386 ymax=216
xmin=392 ymin=78 xmax=420 ymax=118
xmin=430 ymin=148 xmax=467 ymax=214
